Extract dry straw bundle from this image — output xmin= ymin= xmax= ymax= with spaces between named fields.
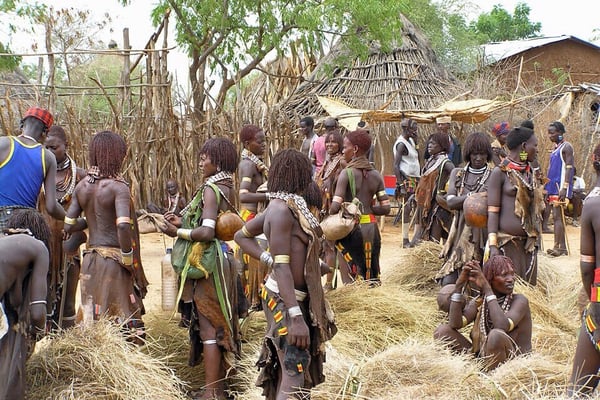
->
xmin=326 ymin=281 xmax=439 ymax=357
xmin=142 ymin=315 xmax=205 ymax=392
xmin=26 ymin=319 xmax=188 ymax=400
xmin=487 ymin=354 xmax=571 ymax=399
xmin=357 ymin=339 xmax=496 ymax=399
xmin=383 ymin=241 xmax=443 ymax=291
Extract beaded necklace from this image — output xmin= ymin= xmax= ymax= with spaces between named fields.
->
xmin=504 ymin=158 xmax=534 ymax=191
xmin=242 ymin=148 xmax=269 ymax=178
xmin=56 ymin=155 xmax=77 ymax=204
xmin=459 ymin=163 xmax=491 ymax=195
xmin=268 ymin=191 xmax=321 ymax=231
xmin=180 ymin=171 xmax=233 ymax=216
xmin=320 ymin=153 xmax=343 ymax=182
xmin=479 ymin=292 xmax=513 ymax=342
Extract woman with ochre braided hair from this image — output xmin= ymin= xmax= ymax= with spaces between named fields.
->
xmin=40 ymin=125 xmax=87 ymax=329
xmin=161 ymin=137 xmax=244 ymax=400
xmin=433 ymin=256 xmax=531 ymax=372
xmin=486 ymin=127 xmax=544 ymax=285
xmin=330 ymin=129 xmax=390 ymax=285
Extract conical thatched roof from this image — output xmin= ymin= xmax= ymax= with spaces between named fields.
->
xmin=280 ymin=14 xmax=464 ymax=124
xmin=0 ymin=69 xmax=37 ymax=135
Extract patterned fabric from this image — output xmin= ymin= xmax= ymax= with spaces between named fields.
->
xmin=583 ymin=303 xmax=600 ymax=353
xmin=23 ymin=107 xmax=53 ymax=129
xmin=492 ymin=122 xmax=510 ymax=136
xmin=256 ymin=285 xmax=317 ymax=400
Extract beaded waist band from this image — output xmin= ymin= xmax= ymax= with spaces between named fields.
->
xmin=359 ymin=214 xmax=376 ymax=224
xmin=264 ymin=275 xmax=307 ymax=301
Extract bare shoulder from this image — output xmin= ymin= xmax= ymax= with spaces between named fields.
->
xmin=512 ymin=293 xmax=530 ymax=307
xmin=0 ymin=135 xmax=10 ymax=149
xmin=108 ymin=179 xmax=131 ymax=194
xmin=239 ymin=158 xmax=256 ymax=173
xmin=43 ymin=147 xmax=57 ymax=165
xmin=582 ymin=194 xmax=600 ymax=215
xmin=2 ymin=234 xmax=47 ymax=260
xmin=266 ymin=200 xmax=292 ymax=219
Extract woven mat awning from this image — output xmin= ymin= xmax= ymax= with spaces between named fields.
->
xmin=317 ymin=95 xmax=512 ymax=129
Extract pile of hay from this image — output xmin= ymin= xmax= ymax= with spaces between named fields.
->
xmin=30 ymin=234 xmax=586 ymax=400
xmin=357 ymin=339 xmax=496 ymax=399
xmin=229 ymin=242 xmax=584 ymax=399
xmin=326 ymin=281 xmax=440 ymax=356
xmin=384 ymin=241 xmax=444 ymax=291
xmin=488 ymin=353 xmax=571 ymax=399
xmin=143 ymin=314 xmax=205 ymax=391
xmin=27 ymin=319 xmax=187 ymax=400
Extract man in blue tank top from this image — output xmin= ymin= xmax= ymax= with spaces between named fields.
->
xmin=544 ymin=121 xmax=574 ymax=257
xmin=0 ymin=107 xmax=65 ymax=229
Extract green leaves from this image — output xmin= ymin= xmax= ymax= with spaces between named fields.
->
xmin=471 ymin=2 xmax=541 ymax=43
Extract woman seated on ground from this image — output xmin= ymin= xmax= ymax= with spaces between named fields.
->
xmin=433 ymin=256 xmax=532 ymax=372
xmin=436 ymin=132 xmax=493 ymax=286
xmin=411 ymin=132 xmax=455 ymax=246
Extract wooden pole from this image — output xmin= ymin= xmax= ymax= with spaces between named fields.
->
xmin=122 ymin=28 xmax=132 ymax=114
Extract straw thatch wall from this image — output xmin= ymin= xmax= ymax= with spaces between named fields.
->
xmin=235 ymin=14 xmax=467 ymax=174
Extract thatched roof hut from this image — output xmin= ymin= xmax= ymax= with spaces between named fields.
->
xmin=0 ymin=69 xmax=38 ymax=135
xmin=278 ymin=14 xmax=466 ymax=173
xmin=281 ymin=15 xmax=459 ymax=118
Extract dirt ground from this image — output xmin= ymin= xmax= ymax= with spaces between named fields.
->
xmin=138 ymin=217 xmax=582 ymax=314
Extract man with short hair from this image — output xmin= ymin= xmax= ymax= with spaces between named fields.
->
xmin=545 ymin=121 xmax=575 ymax=257
xmin=147 ymin=179 xmax=187 ymax=216
xmin=393 ymin=118 xmax=421 ymax=247
xmin=433 ymin=256 xmax=532 ymax=372
xmin=0 ymin=107 xmax=65 ymax=228
xmin=299 ymin=116 xmax=318 ymax=174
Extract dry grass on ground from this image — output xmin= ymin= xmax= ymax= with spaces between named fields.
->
xmin=26 ymin=230 xmax=597 ymax=400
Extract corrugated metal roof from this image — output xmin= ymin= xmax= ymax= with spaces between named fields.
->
xmin=572 ymin=82 xmax=600 ymax=95
xmin=481 ymin=35 xmax=600 ymax=66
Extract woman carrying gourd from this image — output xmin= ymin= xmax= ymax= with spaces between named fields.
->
xmin=161 ymin=137 xmax=244 ymax=400
xmin=436 ymin=132 xmax=493 ymax=287
xmin=330 ymin=129 xmax=390 ymax=285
